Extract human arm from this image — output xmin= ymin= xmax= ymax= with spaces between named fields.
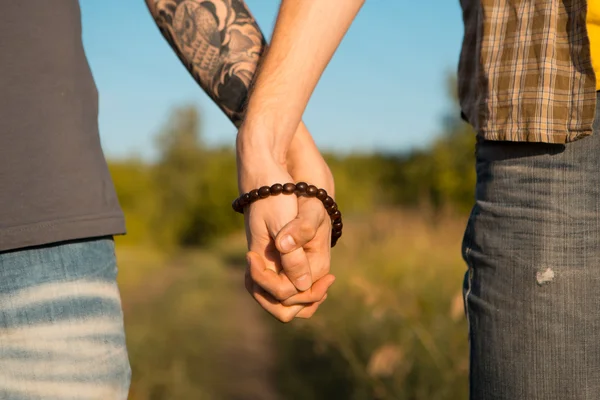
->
xmin=236 ymin=0 xmax=363 ymax=295
xmin=145 ymin=0 xmax=342 ymax=321
xmin=145 ymin=0 xmax=263 ymax=125
xmin=236 ymin=0 xmax=365 ymax=164
xmin=145 ymin=0 xmax=363 ymax=171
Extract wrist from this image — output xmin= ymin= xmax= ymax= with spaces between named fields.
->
xmin=236 ymin=128 xmax=289 ymax=168
xmin=236 ymin=137 xmax=286 ymax=169
xmin=286 ymin=123 xmax=335 ymax=196
xmin=236 ymin=144 xmax=291 ymax=195
xmin=236 ymin=106 xmax=299 ymax=165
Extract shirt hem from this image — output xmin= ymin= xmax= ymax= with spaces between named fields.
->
xmin=0 ymin=213 xmax=126 ymax=252
xmin=477 ymin=128 xmax=593 ymax=144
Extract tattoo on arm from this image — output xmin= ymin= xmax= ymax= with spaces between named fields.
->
xmin=148 ymin=0 xmax=266 ymax=126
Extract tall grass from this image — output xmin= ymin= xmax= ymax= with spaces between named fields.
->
xmin=117 ymin=209 xmax=470 ymax=400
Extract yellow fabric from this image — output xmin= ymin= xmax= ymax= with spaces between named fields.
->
xmin=588 ymin=2 xmax=600 ymax=90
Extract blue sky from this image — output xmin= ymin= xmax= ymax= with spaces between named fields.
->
xmin=80 ymin=1 xmax=464 ymax=161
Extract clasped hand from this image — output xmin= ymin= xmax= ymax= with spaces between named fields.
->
xmin=243 ymin=192 xmax=335 ymax=322
xmin=238 ymin=128 xmax=336 ymax=323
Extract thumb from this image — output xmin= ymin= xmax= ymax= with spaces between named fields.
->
xmin=275 ymin=198 xmax=325 ymax=254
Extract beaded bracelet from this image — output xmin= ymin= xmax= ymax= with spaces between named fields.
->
xmin=232 ymin=182 xmax=343 ymax=247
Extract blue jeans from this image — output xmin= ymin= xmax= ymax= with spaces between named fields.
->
xmin=0 ymin=237 xmax=131 ymax=399
xmin=463 ymin=97 xmax=600 ymax=399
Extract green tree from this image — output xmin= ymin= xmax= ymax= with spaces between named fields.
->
xmin=152 ymin=106 xmax=206 ymax=247
xmin=109 ymin=159 xmax=157 ymax=246
xmin=152 ymin=106 xmax=241 ymax=247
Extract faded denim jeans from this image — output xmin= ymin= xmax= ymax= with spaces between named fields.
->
xmin=462 ymin=94 xmax=600 ymax=399
xmin=0 ymin=237 xmax=131 ymax=399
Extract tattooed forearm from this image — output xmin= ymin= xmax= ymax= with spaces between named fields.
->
xmin=147 ymin=0 xmax=266 ymax=126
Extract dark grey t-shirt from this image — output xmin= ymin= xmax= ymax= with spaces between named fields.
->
xmin=0 ymin=1 xmax=125 ymax=251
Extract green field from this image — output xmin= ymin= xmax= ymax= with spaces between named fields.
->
xmin=118 ymin=210 xmax=470 ymax=400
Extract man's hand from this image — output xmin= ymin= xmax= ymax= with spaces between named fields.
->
xmin=243 ymin=194 xmax=336 ymax=321
xmin=239 ymin=122 xmax=336 ymax=322
xmin=275 ymin=122 xmax=336 ymax=301
xmin=245 ymin=251 xmax=334 ymax=322
xmin=146 ymin=0 xmax=353 ymax=322
xmin=235 ymin=0 xmax=361 ymax=321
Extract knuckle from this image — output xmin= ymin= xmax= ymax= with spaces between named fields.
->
xmin=283 ymin=258 xmax=307 ymax=276
xmin=303 ymin=291 xmax=324 ymax=304
xmin=298 ymin=220 xmax=317 ymax=240
xmin=248 ymin=265 xmax=258 ymax=278
xmin=313 ymin=285 xmax=328 ymax=300
xmin=277 ymin=311 xmax=295 ymax=323
xmin=314 ymin=291 xmax=328 ymax=303
xmin=299 ymin=309 xmax=317 ymax=319
xmin=281 ymin=298 xmax=294 ymax=307
xmin=273 ymin=285 xmax=290 ymax=301
xmin=282 ymin=291 xmax=321 ymax=306
xmin=310 ymin=264 xmax=330 ymax=282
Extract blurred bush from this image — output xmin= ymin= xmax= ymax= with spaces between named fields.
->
xmin=269 ymin=211 xmax=469 ymax=400
xmin=118 ymin=211 xmax=469 ymax=400
xmin=110 ymin=77 xmax=475 ymax=247
xmin=110 ymin=105 xmax=240 ymax=249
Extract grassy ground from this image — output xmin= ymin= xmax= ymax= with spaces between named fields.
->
xmin=116 ymin=209 xmax=470 ymax=400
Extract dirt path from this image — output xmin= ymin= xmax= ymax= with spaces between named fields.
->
xmin=122 ymin=256 xmax=280 ymax=400
xmin=219 ymin=269 xmax=280 ymax=400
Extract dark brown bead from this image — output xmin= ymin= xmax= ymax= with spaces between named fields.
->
xmin=249 ymin=190 xmax=260 ymax=202
xmin=283 ymin=183 xmax=296 ymax=194
xmin=332 ymin=230 xmax=342 ymax=238
xmin=242 ymin=193 xmax=251 ymax=205
xmin=270 ymin=183 xmax=283 ymax=195
xmin=316 ymin=189 xmax=328 ymax=201
xmin=258 ymin=186 xmax=271 ymax=198
xmin=327 ymin=204 xmax=338 ymax=215
xmin=323 ymin=196 xmax=334 ymax=208
xmin=332 ymin=233 xmax=341 ymax=244
xmin=232 ymin=198 xmax=242 ymax=213
xmin=331 ymin=210 xmax=341 ymax=221
xmin=333 ymin=221 xmax=343 ymax=231
xmin=295 ymin=182 xmax=308 ymax=193
xmin=306 ymin=185 xmax=318 ymax=197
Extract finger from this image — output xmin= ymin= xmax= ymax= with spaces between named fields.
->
xmin=277 ymin=247 xmax=313 ymax=292
xmin=274 ymin=199 xmax=326 ymax=291
xmin=245 ymin=193 xmax=298 ymax=271
xmin=245 ymin=263 xmax=303 ymax=322
xmin=253 ymin=283 xmax=305 ymax=323
xmin=302 ymin=220 xmax=333 ymax=281
xmin=275 ymin=198 xmax=325 ymax=254
xmin=281 ymin=274 xmax=335 ymax=306
xmin=248 ymin=251 xmax=298 ymax=301
xmin=296 ymin=294 xmax=328 ymax=319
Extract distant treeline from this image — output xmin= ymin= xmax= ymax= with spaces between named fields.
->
xmin=109 ymin=78 xmax=476 ymax=249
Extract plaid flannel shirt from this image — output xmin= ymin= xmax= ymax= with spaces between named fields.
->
xmin=458 ymin=0 xmax=596 ymax=143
